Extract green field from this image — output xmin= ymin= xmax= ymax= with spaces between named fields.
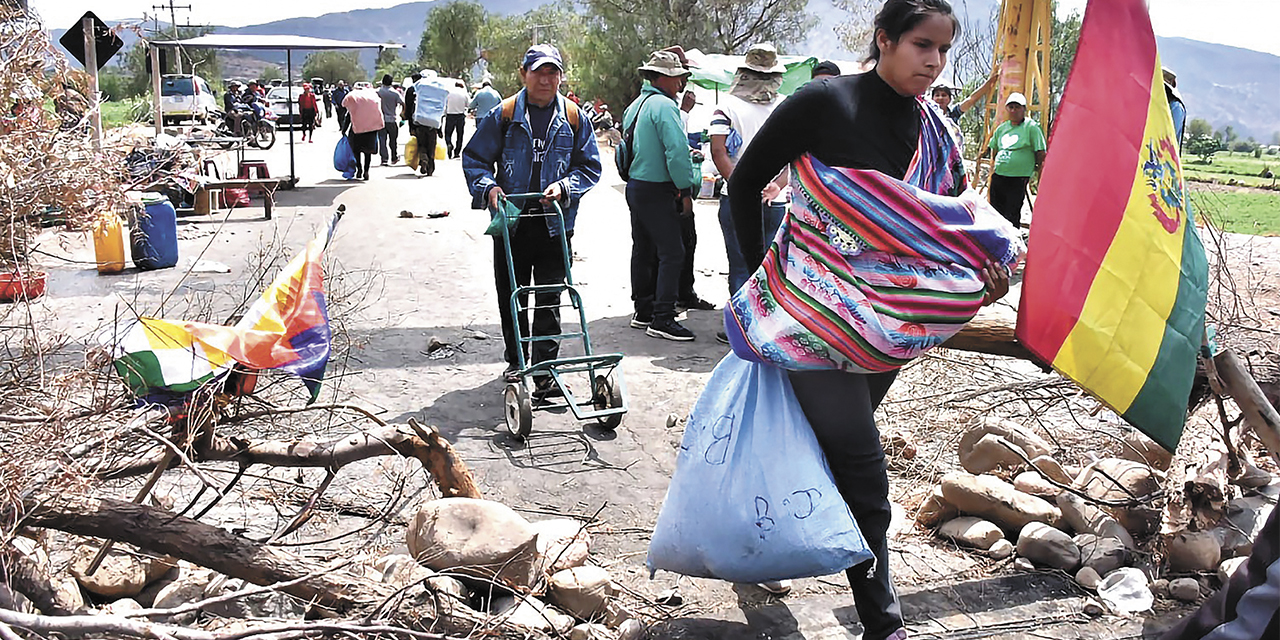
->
xmin=1185 ymin=150 xmax=1280 ymax=189
xmin=1190 ymin=187 xmax=1280 ymax=236
xmin=101 ymin=98 xmax=150 ymax=129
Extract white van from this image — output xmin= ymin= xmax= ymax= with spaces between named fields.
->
xmin=159 ymin=74 xmax=218 ymax=125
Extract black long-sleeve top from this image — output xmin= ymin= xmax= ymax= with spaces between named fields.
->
xmin=727 ymin=70 xmax=922 ymax=267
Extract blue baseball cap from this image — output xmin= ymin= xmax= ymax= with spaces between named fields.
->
xmin=523 ymin=44 xmax=563 ymax=71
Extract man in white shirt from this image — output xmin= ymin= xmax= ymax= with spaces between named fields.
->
xmin=710 ymin=43 xmax=788 ymax=306
xmin=444 ymin=80 xmax=470 ymax=159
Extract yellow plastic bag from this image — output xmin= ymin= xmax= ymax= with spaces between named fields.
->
xmin=404 ymin=137 xmax=419 ymax=171
xmin=434 ymin=141 xmax=446 ymax=161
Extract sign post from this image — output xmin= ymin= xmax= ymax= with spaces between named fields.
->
xmin=151 ymin=44 xmax=163 ymax=135
xmin=82 ymin=16 xmax=102 ymax=149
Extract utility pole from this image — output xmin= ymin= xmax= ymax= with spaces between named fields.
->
xmin=152 ymin=1 xmax=191 ymax=72
xmin=530 ymin=23 xmax=553 ymax=45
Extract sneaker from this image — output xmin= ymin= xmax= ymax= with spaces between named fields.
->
xmin=715 ymin=330 xmax=729 ymax=345
xmin=646 ymin=318 xmax=695 ymax=341
xmin=629 ymin=313 xmax=652 ymax=329
xmin=678 ymin=296 xmax=717 ymax=311
xmin=532 ymin=376 xmax=564 ymax=399
xmin=758 ymin=580 xmax=791 ymax=596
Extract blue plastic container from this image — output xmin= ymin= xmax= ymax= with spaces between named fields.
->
xmin=132 ymin=194 xmax=179 ymax=270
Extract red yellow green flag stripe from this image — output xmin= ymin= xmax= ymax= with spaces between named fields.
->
xmin=1015 ymin=0 xmax=1208 ymax=452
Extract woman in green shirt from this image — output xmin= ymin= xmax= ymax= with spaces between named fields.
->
xmin=987 ymin=91 xmax=1047 ymax=228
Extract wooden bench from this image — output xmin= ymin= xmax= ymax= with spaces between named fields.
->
xmin=190 ymin=178 xmax=285 ymax=219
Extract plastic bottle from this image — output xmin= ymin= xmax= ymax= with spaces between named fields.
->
xmin=92 ymin=213 xmax=126 ymax=274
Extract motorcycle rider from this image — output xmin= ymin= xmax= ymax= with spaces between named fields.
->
xmin=223 ymin=81 xmax=246 ymax=135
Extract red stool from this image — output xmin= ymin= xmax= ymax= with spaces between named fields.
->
xmin=237 ymin=160 xmax=270 ymax=180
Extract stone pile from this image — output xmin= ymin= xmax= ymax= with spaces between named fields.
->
xmin=403 ymin=497 xmax=641 ymax=639
xmin=914 ymin=417 xmax=1278 ymax=612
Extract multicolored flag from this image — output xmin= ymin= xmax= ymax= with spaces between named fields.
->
xmin=114 ymin=210 xmax=342 ymax=403
xmin=1015 ymin=0 xmax=1208 ymax=451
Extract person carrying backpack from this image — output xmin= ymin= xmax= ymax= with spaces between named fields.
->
xmin=462 ymin=44 xmax=602 ymax=395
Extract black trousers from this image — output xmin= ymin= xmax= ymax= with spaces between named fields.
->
xmin=411 ymin=125 xmax=438 ymax=175
xmin=626 ymin=180 xmax=685 ymax=322
xmin=444 ymin=113 xmax=466 ymax=158
xmin=493 ymin=219 xmax=570 ymax=371
xmin=988 ymin=173 xmax=1028 ymax=229
xmin=336 ymin=106 xmax=349 ymax=132
xmin=677 ymin=210 xmax=698 ymax=302
xmin=788 ymin=369 xmax=903 ymax=640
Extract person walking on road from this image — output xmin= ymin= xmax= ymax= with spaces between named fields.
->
xmin=411 ymin=76 xmax=449 ymax=176
xmin=342 ymin=85 xmax=383 ymax=180
xmin=298 ymin=82 xmax=319 ymax=143
xmin=377 ymin=74 xmax=404 ymax=165
xmin=444 ymin=80 xmax=469 ymax=159
xmin=322 ymin=85 xmax=333 ymax=119
xmin=469 ymin=80 xmax=502 ymax=119
xmin=621 ymin=49 xmax=701 ymax=342
xmin=987 ymin=91 xmax=1046 ymax=229
xmin=332 ymin=80 xmax=350 ymax=132
xmin=462 ymin=44 xmax=602 ymax=395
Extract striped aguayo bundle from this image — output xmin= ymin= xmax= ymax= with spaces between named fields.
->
xmin=725 ymin=102 xmax=1025 ymax=373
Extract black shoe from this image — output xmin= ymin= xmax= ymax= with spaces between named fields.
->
xmin=629 ymin=313 xmax=652 ymax=329
xmin=501 ymin=364 xmax=520 ymax=383
xmin=532 ymin=376 xmax=564 ymax=399
xmin=646 ymin=318 xmax=695 ymax=341
xmin=678 ymin=296 xmax=717 ymax=311
xmin=716 ymin=330 xmax=729 ymax=345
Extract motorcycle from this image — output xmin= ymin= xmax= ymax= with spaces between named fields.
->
xmin=214 ymin=108 xmax=277 ymax=150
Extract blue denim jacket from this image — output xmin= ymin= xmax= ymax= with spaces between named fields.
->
xmin=462 ymin=90 xmax=602 ymax=236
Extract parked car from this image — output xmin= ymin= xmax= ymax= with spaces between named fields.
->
xmin=159 ymin=74 xmax=218 ymax=125
xmin=266 ymin=86 xmax=308 ymax=129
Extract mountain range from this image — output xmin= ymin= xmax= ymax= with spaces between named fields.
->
xmin=53 ymin=0 xmax=1280 ymax=140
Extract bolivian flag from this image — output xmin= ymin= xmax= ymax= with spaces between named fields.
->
xmin=114 ymin=210 xmax=343 ymax=403
xmin=1016 ymin=0 xmax=1207 ymax=451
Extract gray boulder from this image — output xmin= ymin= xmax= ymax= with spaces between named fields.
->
xmin=1016 ymin=522 xmax=1081 ymax=571
xmin=938 ymin=517 xmax=1004 ymax=550
xmin=1074 ymin=458 xmax=1163 ymax=537
xmin=1075 ymin=534 xmax=1129 ymax=575
xmin=1166 ymin=530 xmax=1222 ymax=572
xmin=69 ymin=545 xmax=175 ymax=600
xmin=548 ymin=565 xmax=614 ymax=620
xmin=407 ymin=498 xmax=541 ymax=592
xmin=532 ymin=519 xmax=592 ymax=574
xmin=1169 ymin=577 xmax=1201 ymax=602
xmin=957 ymin=418 xmax=1053 ymax=475
xmin=1056 ymin=492 xmax=1136 ymax=549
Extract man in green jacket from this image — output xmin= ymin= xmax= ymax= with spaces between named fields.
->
xmin=622 ymin=49 xmax=701 ymax=341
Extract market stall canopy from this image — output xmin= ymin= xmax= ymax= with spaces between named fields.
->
xmin=149 ymin=34 xmax=403 ymax=51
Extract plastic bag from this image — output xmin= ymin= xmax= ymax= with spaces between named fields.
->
xmin=333 ymin=136 xmax=356 ymax=179
xmin=434 ymin=140 xmax=447 ymax=161
xmin=405 ymin=137 xmax=419 ymax=171
xmin=646 ymin=353 xmax=872 ymax=583
xmin=484 ymin=197 xmax=521 ymax=237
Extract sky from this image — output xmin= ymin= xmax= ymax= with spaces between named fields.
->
xmin=30 ymin=0 xmax=1280 ymax=58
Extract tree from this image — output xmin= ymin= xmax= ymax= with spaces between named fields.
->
xmin=419 ymin=0 xmax=487 ymax=79
xmin=1271 ymin=130 xmax=1280 ymax=146
xmin=575 ymin=0 xmax=813 ymax=117
xmin=301 ymin=52 xmax=366 ymax=86
xmin=1186 ymin=118 xmax=1213 ymax=139
xmin=1048 ymin=5 xmax=1082 ymax=122
xmin=1216 ymin=125 xmax=1237 ymax=145
xmin=1185 ymin=134 xmax=1219 ymax=164
xmin=259 ymin=65 xmax=284 ymax=83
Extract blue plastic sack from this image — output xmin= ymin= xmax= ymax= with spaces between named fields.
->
xmin=646 ymin=354 xmax=873 ymax=583
xmin=333 ymin=136 xmax=356 ymax=179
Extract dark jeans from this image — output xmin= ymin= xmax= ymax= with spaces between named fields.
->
xmin=719 ymin=196 xmax=787 ymax=294
xmin=444 ymin=113 xmax=466 ymax=158
xmin=336 ymin=107 xmax=349 ymax=132
xmin=677 ymin=210 xmax=699 ymax=302
xmin=988 ymin=173 xmax=1029 ymax=229
xmin=412 ymin=125 xmax=438 ymax=175
xmin=493 ymin=219 xmax=570 ymax=371
xmin=378 ymin=121 xmax=400 ymax=163
xmin=299 ymin=108 xmax=316 ymax=138
xmin=626 ymin=180 xmax=685 ymax=322
xmin=323 ymin=100 xmax=332 ymax=118
xmin=788 ymin=369 xmax=903 ymax=640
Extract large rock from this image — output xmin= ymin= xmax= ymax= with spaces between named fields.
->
xmin=532 ymin=519 xmax=592 ymax=574
xmin=1056 ymin=492 xmax=1136 ymax=549
xmin=1166 ymin=530 xmax=1222 ymax=573
xmin=957 ymin=419 xmax=1053 ymax=475
xmin=1076 ymin=566 xmax=1101 ymax=590
xmin=1030 ymin=455 xmax=1075 ymax=485
xmin=152 ymin=568 xmax=215 ymax=612
xmin=1218 ymin=496 xmax=1275 ymax=557
xmin=1169 ymin=577 xmax=1201 ymax=602
xmin=407 ymin=498 xmax=541 ymax=592
xmin=915 ymin=486 xmax=959 ymax=529
xmin=69 ymin=545 xmax=175 ymax=599
xmin=490 ymin=595 xmax=574 ymax=634
xmin=940 ymin=472 xmax=1062 ymax=534
xmin=1074 ymin=534 xmax=1129 ymax=575
xmin=54 ymin=579 xmax=86 ymax=614
xmin=1118 ymin=431 xmax=1173 ymax=471
xmin=1013 ymin=471 xmax=1060 ymax=500
xmin=548 ymin=566 xmax=614 ymax=620
xmin=570 ymin=623 xmax=612 ymax=640
xmin=988 ymin=539 xmax=1015 ymax=560
xmin=1074 ymin=458 xmax=1163 ymax=537
xmin=1016 ymin=522 xmax=1081 ymax=571
xmin=961 ymin=433 xmax=1030 ymax=475
xmin=202 ymin=575 xmax=306 ymax=619
xmin=938 ymin=517 xmax=1004 ymax=550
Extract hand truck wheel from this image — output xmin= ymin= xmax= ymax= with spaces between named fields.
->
xmin=592 ymin=373 xmax=623 ymax=430
xmin=504 ymin=382 xmax=533 ymax=439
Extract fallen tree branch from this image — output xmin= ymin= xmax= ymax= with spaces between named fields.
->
xmin=0 ymin=607 xmax=212 ymax=640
